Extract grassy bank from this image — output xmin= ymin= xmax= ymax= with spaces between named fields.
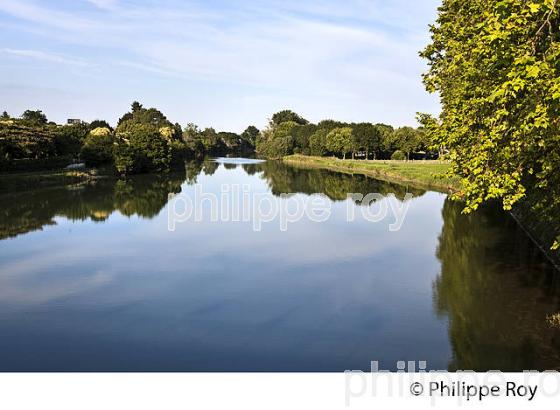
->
xmin=283 ymin=155 xmax=460 ymax=192
xmin=0 ymin=169 xmax=104 ymax=193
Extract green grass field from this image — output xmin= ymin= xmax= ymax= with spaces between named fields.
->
xmin=283 ymin=155 xmax=460 ymax=192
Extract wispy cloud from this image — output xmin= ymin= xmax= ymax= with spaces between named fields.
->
xmin=0 ymin=0 xmax=441 ymax=129
xmin=0 ymin=48 xmax=92 ymax=67
xmin=84 ymin=0 xmax=119 ymax=10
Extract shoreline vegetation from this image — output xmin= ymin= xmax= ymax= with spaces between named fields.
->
xmin=0 ymin=102 xmax=258 ymax=176
xmin=282 ymin=155 xmax=459 ymax=193
xmin=1 ymin=100 xmax=559 ymax=256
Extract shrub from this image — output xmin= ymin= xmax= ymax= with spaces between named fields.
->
xmin=81 ymin=127 xmax=114 ymax=167
xmin=391 ymin=150 xmax=406 ymax=161
xmin=113 ymin=139 xmax=144 ymax=175
xmin=55 ymin=124 xmax=89 ymax=157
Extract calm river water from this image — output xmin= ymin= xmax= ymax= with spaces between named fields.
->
xmin=0 ymin=159 xmax=558 ymax=371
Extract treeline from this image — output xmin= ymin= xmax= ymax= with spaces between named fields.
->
xmin=0 ymin=102 xmax=258 ymax=174
xmin=256 ymin=110 xmax=431 ymax=161
xmin=1 ymin=104 xmax=433 ymax=175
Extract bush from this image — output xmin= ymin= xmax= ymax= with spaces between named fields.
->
xmin=113 ymin=140 xmax=144 ymax=175
xmin=130 ymin=127 xmax=171 ymax=171
xmin=54 ymin=124 xmax=89 ymax=157
xmin=391 ymin=150 xmax=406 ymax=161
xmin=81 ymin=128 xmax=114 ymax=167
xmin=113 ymin=122 xmax=173 ymax=174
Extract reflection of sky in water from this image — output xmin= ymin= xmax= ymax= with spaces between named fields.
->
xmin=0 ymin=163 xmax=451 ymax=371
xmin=213 ymin=157 xmax=266 ymax=165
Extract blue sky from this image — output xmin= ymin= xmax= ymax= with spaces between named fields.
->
xmin=0 ymin=0 xmax=441 ymax=132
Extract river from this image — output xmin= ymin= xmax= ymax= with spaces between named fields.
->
xmin=0 ymin=158 xmax=558 ymax=371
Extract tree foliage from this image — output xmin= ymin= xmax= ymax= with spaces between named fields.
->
xmin=387 ymin=127 xmax=427 ymax=160
xmin=391 ymin=150 xmax=406 ymax=161
xmin=89 ymin=119 xmax=113 ymax=131
xmin=352 ymin=123 xmax=381 ymax=159
xmin=81 ymin=128 xmax=114 ymax=167
xmin=309 ymin=129 xmax=329 ymax=156
xmin=241 ymin=125 xmax=260 ymax=146
xmin=21 ymin=110 xmax=48 ymax=126
xmin=271 ymin=110 xmax=309 ymax=126
xmin=326 ymin=127 xmax=353 ymax=159
xmin=421 ymin=0 xmax=560 ymax=212
xmin=256 ymin=120 xmax=297 ymax=158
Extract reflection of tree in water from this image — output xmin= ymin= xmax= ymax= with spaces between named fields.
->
xmin=434 ymin=199 xmax=560 ymax=371
xmin=255 ymin=160 xmax=426 ymax=202
xmin=242 ymin=164 xmax=259 ymax=175
xmin=202 ymin=160 xmax=219 ymax=176
xmin=184 ymin=161 xmax=204 ymax=185
xmin=0 ymin=173 xmax=184 ymax=240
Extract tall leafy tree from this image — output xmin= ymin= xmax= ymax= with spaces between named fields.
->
xmin=309 ymin=129 xmax=328 ymax=156
xmin=241 ymin=125 xmax=260 ymax=146
xmin=271 ymin=110 xmax=309 ymax=126
xmin=326 ymin=127 xmax=353 ymax=159
xmin=21 ymin=110 xmax=48 ymax=126
xmin=389 ymin=127 xmax=424 ymax=160
xmin=256 ymin=121 xmax=297 ymax=158
xmin=89 ymin=119 xmax=113 ymax=131
xmin=292 ymin=124 xmax=317 ymax=154
xmin=421 ymin=0 xmax=560 ymax=250
xmin=352 ymin=123 xmax=381 ymax=160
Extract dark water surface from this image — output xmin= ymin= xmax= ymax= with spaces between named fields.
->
xmin=0 ymin=159 xmax=559 ymax=371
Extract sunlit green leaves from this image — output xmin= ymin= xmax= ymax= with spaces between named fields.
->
xmin=421 ymin=0 xmax=560 ymax=250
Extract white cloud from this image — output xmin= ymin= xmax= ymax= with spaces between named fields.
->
xmin=85 ymin=0 xmax=118 ymax=10
xmin=0 ymin=48 xmax=92 ymax=67
xmin=0 ymin=0 xmax=441 ymax=128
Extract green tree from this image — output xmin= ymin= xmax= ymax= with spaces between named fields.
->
xmin=89 ymin=120 xmax=112 ymax=131
xmin=241 ymin=125 xmax=259 ymax=146
xmin=374 ymin=123 xmax=395 ymax=159
xmin=256 ymin=121 xmax=297 ymax=158
xmin=182 ymin=123 xmax=201 ymax=141
xmin=389 ymin=127 xmax=423 ymax=160
xmin=1 ymin=111 xmax=9 ymax=120
xmin=271 ymin=110 xmax=308 ymax=126
xmin=117 ymin=102 xmax=171 ymax=130
xmin=352 ymin=123 xmax=381 ymax=160
xmin=200 ymin=127 xmax=226 ymax=154
xmin=81 ymin=128 xmax=114 ymax=166
xmin=123 ymin=124 xmax=172 ymax=172
xmin=21 ymin=110 xmax=48 ymax=126
xmin=421 ymin=0 xmax=560 ymax=249
xmin=317 ymin=119 xmax=348 ymax=132
xmin=292 ymin=124 xmax=317 ymax=154
xmin=54 ymin=123 xmax=90 ymax=157
xmin=309 ymin=129 xmax=328 ymax=157
xmin=326 ymin=127 xmax=353 ymax=159
xmin=113 ymin=139 xmax=143 ymax=175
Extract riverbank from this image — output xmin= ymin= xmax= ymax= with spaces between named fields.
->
xmin=282 ymin=155 xmax=460 ymax=192
xmin=0 ymin=169 xmax=104 ymax=193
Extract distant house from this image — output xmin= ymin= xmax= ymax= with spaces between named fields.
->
xmin=67 ymin=119 xmax=83 ymax=125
